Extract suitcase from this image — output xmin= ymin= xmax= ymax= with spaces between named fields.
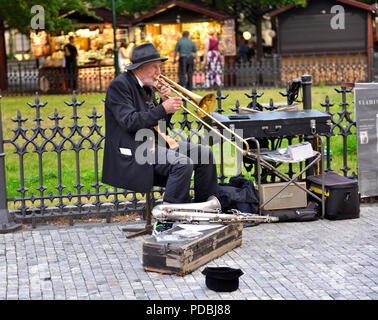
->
xmin=307 ymin=172 xmax=360 ymax=220
xmin=142 ymin=224 xmax=243 ymax=276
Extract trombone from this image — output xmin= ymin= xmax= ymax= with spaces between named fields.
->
xmin=155 ymin=74 xmax=250 ymax=155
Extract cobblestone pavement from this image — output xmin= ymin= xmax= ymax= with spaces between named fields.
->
xmin=0 ymin=204 xmax=377 ymax=300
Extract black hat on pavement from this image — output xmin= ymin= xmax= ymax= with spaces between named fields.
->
xmin=202 ymin=267 xmax=244 ymax=292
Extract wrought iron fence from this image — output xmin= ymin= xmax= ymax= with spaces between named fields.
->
xmin=5 ymin=59 xmax=116 ymax=95
xmin=0 ymin=77 xmax=359 ymax=230
xmin=3 ymin=51 xmax=371 ymax=95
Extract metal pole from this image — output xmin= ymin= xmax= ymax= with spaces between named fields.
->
xmin=301 ymin=74 xmax=312 ymax=110
xmin=111 ymin=0 xmax=119 ymax=77
xmin=0 ymin=96 xmax=21 ymax=233
xmin=370 ymin=47 xmax=374 ymax=83
xmin=301 ymin=74 xmax=314 ymax=176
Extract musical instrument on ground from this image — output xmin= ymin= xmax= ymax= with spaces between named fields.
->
xmin=152 ymin=196 xmax=278 ymax=224
xmin=155 ymin=74 xmax=250 ymax=155
xmin=238 ymin=103 xmax=300 ymax=114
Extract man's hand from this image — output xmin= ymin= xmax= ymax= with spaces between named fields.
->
xmin=162 ymin=96 xmax=182 ymax=114
xmin=155 ymin=81 xmax=171 ymax=101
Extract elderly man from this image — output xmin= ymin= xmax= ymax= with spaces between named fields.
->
xmin=102 ymin=42 xmax=218 ymax=204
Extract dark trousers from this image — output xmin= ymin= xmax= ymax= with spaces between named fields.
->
xmin=65 ymin=64 xmax=78 ymax=91
xmin=178 ymin=56 xmax=194 ymax=91
xmin=153 ymin=140 xmax=218 ymax=203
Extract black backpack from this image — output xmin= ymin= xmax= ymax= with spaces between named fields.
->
xmin=218 ymin=176 xmax=259 ymax=214
xmin=262 ymin=201 xmax=320 ymax=222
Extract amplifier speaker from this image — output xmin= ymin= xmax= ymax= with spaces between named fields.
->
xmin=261 ymin=182 xmax=307 ymax=210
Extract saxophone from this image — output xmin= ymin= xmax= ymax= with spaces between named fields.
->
xmin=151 ymin=196 xmax=278 ymax=224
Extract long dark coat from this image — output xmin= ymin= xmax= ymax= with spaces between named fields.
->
xmin=101 ymin=71 xmax=171 ymax=192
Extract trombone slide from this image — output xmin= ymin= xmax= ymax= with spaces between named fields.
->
xmin=155 ymin=74 xmax=250 ymax=155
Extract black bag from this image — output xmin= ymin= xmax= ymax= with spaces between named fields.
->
xmin=307 ymin=172 xmax=360 ymax=220
xmin=263 ymin=201 xmax=320 ymax=222
xmin=218 ymin=176 xmax=259 ymax=214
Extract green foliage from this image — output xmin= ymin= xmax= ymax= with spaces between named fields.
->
xmin=90 ymin=0 xmax=161 ymax=15
xmin=0 ymin=0 xmax=96 ymax=34
xmin=209 ymin=0 xmax=307 ymax=23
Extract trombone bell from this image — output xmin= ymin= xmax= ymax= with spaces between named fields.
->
xmin=158 ymin=74 xmax=215 ymax=118
xmin=197 ymin=93 xmax=216 ymax=118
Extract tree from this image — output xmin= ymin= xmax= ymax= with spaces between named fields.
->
xmin=0 ymin=0 xmax=99 ymax=35
xmin=89 ymin=0 xmax=161 ymax=16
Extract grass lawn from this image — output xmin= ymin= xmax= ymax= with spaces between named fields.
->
xmin=1 ymin=85 xmax=357 ymax=208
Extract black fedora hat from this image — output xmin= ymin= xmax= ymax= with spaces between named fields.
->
xmin=126 ymin=42 xmax=168 ymax=70
xmin=202 ymin=267 xmax=244 ymax=292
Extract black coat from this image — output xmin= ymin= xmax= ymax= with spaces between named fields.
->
xmin=101 ymin=71 xmax=171 ymax=192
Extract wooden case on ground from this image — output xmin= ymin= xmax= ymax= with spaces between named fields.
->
xmin=142 ymin=223 xmax=243 ymax=276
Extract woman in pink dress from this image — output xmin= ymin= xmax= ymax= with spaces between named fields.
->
xmin=204 ymin=31 xmax=223 ymax=89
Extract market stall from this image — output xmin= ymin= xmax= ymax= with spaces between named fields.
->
xmin=30 ymin=8 xmax=130 ymax=93
xmin=268 ymin=0 xmax=376 ymax=84
xmin=130 ymin=0 xmax=236 ymax=85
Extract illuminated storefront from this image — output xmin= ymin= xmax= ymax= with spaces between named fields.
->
xmin=29 ymin=8 xmax=130 ymax=93
xmin=130 ymin=0 xmax=236 ymax=81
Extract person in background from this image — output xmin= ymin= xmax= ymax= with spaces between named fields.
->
xmin=262 ymin=20 xmax=276 ymax=56
xmin=118 ymin=41 xmax=129 ymax=73
xmin=246 ymin=40 xmax=255 ymax=62
xmin=237 ymin=38 xmax=248 ymax=63
xmin=173 ymin=31 xmax=198 ymax=91
xmin=204 ymin=31 xmax=222 ymax=89
xmin=125 ymin=42 xmax=135 ymax=65
xmin=64 ymin=36 xmax=78 ymax=91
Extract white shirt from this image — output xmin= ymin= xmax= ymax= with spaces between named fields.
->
xmin=134 ymin=74 xmax=144 ymax=87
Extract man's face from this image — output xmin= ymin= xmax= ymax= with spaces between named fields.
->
xmin=136 ymin=61 xmax=162 ymax=87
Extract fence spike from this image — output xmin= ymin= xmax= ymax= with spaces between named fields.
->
xmin=230 ymin=100 xmax=240 ymax=113
xmin=72 ymin=90 xmax=77 ymax=104
xmin=215 ymin=87 xmax=228 ymax=113
xmin=27 ymin=91 xmax=48 ymax=109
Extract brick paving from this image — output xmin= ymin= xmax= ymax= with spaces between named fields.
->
xmin=0 ymin=203 xmax=377 ymax=300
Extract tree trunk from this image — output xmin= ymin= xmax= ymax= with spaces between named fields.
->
xmin=0 ymin=20 xmax=7 ymax=91
xmin=255 ymin=15 xmax=263 ymax=61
